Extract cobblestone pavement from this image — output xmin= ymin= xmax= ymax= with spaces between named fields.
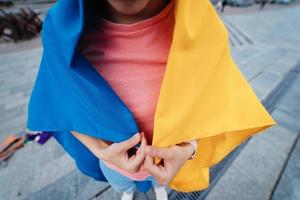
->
xmin=0 ymin=6 xmax=299 ymax=200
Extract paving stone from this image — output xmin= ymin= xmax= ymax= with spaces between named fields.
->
xmin=96 ymin=187 xmax=122 ymax=200
xmin=272 ymin=137 xmax=300 ymax=200
xmin=230 ymin=48 xmax=259 ymax=66
xmin=25 ymin=171 xmax=77 ymax=200
xmin=0 ymin=89 xmax=10 ymax=98
xmin=0 ymin=113 xmax=27 ymax=134
xmin=0 ymin=125 xmax=25 ymax=142
xmin=265 ymin=54 xmax=300 ymax=77
xmin=9 ymin=81 xmax=36 ymax=95
xmin=240 ymin=49 xmax=283 ymax=80
xmin=0 ymin=105 xmax=23 ymax=122
xmin=205 ymin=164 xmax=261 ymax=200
xmin=30 ymin=153 xmax=75 ymax=193
xmin=144 ymin=187 xmax=172 ymax=200
xmin=234 ymin=126 xmax=296 ymax=186
xmin=0 ymin=92 xmax=23 ymax=105
xmin=205 ymin=126 xmax=297 ymax=200
xmin=0 ymin=138 xmax=67 ymax=200
xmin=272 ymin=109 xmax=300 ymax=133
xmin=133 ymin=192 xmax=149 ymax=200
xmin=274 ymin=73 xmax=300 ymax=117
xmin=226 ymin=7 xmax=300 ymax=47
xmin=4 ymin=96 xmax=29 ymax=110
xmin=250 ymin=71 xmax=282 ymax=100
xmin=76 ymin=170 xmax=109 ymax=200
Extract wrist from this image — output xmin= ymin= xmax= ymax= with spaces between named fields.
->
xmin=95 ymin=140 xmax=111 ymax=159
xmin=177 ymin=142 xmax=195 ymax=160
xmin=95 ymin=148 xmax=105 ymax=160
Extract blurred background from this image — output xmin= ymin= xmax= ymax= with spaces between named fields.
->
xmin=0 ymin=0 xmax=300 ymax=200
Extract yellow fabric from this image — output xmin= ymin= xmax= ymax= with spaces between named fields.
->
xmin=152 ymin=0 xmax=276 ymax=192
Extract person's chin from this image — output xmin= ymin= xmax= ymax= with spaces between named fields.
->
xmin=107 ymin=0 xmax=151 ymax=15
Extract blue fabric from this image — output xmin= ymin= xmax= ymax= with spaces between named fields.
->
xmin=99 ymin=159 xmax=158 ymax=193
xmin=27 ymin=0 xmax=152 ymax=192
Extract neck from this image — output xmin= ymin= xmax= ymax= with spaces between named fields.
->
xmin=102 ymin=0 xmax=171 ymax=24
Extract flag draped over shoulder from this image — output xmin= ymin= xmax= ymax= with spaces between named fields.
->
xmin=27 ymin=0 xmax=275 ymax=192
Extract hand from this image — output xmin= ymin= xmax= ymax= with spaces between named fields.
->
xmin=97 ymin=132 xmax=147 ymax=173
xmin=144 ymin=143 xmax=195 ymax=185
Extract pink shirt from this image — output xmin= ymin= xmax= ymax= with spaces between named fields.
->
xmin=80 ymin=1 xmax=174 ymax=180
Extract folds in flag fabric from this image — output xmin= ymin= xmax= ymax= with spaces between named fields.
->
xmin=27 ymin=0 xmax=276 ymax=192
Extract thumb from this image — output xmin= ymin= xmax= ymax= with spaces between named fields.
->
xmin=145 ymin=146 xmax=172 ymax=160
xmin=118 ymin=132 xmax=141 ymax=152
xmin=136 ymin=132 xmax=147 ymax=155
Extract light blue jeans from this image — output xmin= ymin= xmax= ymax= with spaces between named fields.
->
xmin=99 ymin=159 xmax=159 ymax=193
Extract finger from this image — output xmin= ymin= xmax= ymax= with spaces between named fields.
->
xmin=145 ymin=146 xmax=173 ymax=160
xmin=118 ymin=132 xmax=141 ymax=152
xmin=144 ymin=155 xmax=162 ymax=176
xmin=144 ymin=152 xmax=154 ymax=165
xmin=144 ymin=155 xmax=167 ymax=184
xmin=145 ymin=155 xmax=171 ymax=185
xmin=130 ymin=132 xmax=147 ymax=168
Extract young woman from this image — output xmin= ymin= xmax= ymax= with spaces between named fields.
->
xmin=72 ymin=1 xmax=198 ymax=199
xmin=27 ymin=0 xmax=275 ymax=200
